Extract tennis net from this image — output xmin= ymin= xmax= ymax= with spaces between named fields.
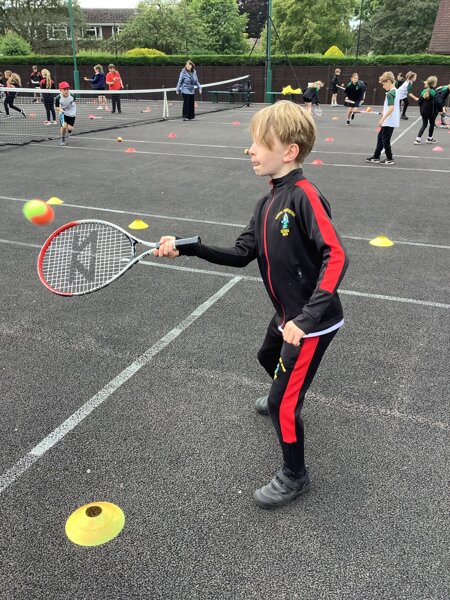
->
xmin=0 ymin=75 xmax=252 ymax=147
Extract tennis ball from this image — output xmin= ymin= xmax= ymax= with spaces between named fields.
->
xmin=117 ymin=137 xmax=123 ymax=142
xmin=23 ymin=200 xmax=55 ymax=225
xmin=244 ymin=148 xmax=250 ymax=155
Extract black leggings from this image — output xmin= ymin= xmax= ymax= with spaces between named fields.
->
xmin=182 ymin=93 xmax=195 ymax=119
xmin=417 ymin=115 xmax=436 ymax=139
xmin=4 ymin=96 xmax=22 ymax=116
xmin=43 ymin=97 xmax=56 ymax=121
xmin=401 ymin=97 xmax=409 ymax=116
xmin=373 ymin=126 xmax=394 ymax=160
xmin=111 ymin=95 xmax=121 ymax=113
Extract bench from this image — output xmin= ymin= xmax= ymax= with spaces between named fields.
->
xmin=207 ymin=90 xmax=255 ymax=107
xmin=266 ymin=91 xmax=303 ymax=104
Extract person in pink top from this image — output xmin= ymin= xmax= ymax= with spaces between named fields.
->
xmin=105 ymin=63 xmax=124 ymax=114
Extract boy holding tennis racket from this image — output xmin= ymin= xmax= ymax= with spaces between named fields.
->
xmin=55 ymin=82 xmax=76 ymax=146
xmin=154 ymin=101 xmax=349 ymax=510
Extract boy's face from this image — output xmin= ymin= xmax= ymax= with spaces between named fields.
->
xmin=351 ymin=76 xmax=358 ymax=84
xmin=249 ymin=134 xmax=299 ymax=179
xmin=381 ymin=80 xmax=393 ymax=90
xmin=61 ymin=88 xmax=70 ymax=96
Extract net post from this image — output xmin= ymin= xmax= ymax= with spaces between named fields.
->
xmin=163 ymin=90 xmax=169 ymax=119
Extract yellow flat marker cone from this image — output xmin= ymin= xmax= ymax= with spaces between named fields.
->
xmin=47 ymin=196 xmax=64 ymax=205
xmin=65 ymin=502 xmax=125 ymax=547
xmin=129 ymin=219 xmax=149 ymax=230
xmin=369 ymin=235 xmax=394 ymax=247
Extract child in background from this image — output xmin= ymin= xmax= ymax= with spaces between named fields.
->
xmin=366 ymin=71 xmax=400 ymax=165
xmin=396 ymin=71 xmax=419 ymax=120
xmin=55 ymin=82 xmax=76 ymax=146
xmin=152 ymin=101 xmax=348 ymax=510
xmin=302 ymin=81 xmax=323 ymax=113
xmin=84 ymin=64 xmax=107 ymax=109
xmin=40 ymin=69 xmax=57 ymax=125
xmin=4 ymin=72 xmax=26 ymax=118
xmin=344 ymin=73 xmax=365 ymax=125
xmin=415 ymin=76 xmax=439 ymax=144
xmin=105 ymin=64 xmax=124 ymax=114
xmin=436 ymin=82 xmax=450 ymax=128
xmin=331 ymin=69 xmax=344 ymax=106
xmin=30 ymin=65 xmax=42 ymax=103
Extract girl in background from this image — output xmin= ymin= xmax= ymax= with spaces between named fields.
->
xmin=40 ymin=69 xmax=57 ymax=125
xmin=415 ymin=76 xmax=439 ymax=144
xmin=84 ymin=64 xmax=107 ymax=109
xmin=4 ymin=72 xmax=26 ymax=118
xmin=302 ymin=81 xmax=323 ymax=113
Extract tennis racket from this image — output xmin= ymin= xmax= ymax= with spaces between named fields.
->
xmin=59 ymin=111 xmax=65 ymax=127
xmin=38 ymin=219 xmax=200 ymax=296
xmin=344 ymin=98 xmax=355 ymax=105
xmin=313 ymin=105 xmax=322 ymax=117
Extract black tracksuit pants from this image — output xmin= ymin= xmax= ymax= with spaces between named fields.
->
xmin=43 ymin=96 xmax=56 ymax=121
xmin=373 ymin=126 xmax=394 ymax=160
xmin=257 ymin=315 xmax=338 ymax=477
xmin=182 ymin=93 xmax=195 ymax=119
xmin=417 ymin=115 xmax=436 ymax=139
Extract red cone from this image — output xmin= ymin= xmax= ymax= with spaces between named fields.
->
xmin=125 ymin=147 xmax=136 ymax=153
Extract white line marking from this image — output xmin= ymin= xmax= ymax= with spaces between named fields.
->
xmin=391 ymin=117 xmax=422 ymax=146
xmin=1 ymin=198 xmax=449 ymax=250
xmin=34 ymin=144 xmax=450 ymax=173
xmin=0 ymin=276 xmax=241 ymax=494
xmin=0 ymin=238 xmax=40 ymax=249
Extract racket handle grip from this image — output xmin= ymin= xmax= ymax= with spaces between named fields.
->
xmin=173 ymin=236 xmax=201 ymax=248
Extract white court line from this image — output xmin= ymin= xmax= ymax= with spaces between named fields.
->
xmin=391 ymin=117 xmax=422 ymax=146
xmin=0 ymin=276 xmax=242 ymax=495
xmin=79 ymin=136 xmax=450 ymax=161
xmin=35 ymin=144 xmax=450 ymax=174
xmin=1 ymin=197 xmax=449 ymax=250
xmin=0 ymin=235 xmax=448 ymax=307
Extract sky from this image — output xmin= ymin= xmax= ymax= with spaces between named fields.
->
xmin=79 ymin=0 xmax=138 ymax=7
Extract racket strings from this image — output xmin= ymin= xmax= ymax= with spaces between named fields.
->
xmin=41 ymin=222 xmax=133 ymax=294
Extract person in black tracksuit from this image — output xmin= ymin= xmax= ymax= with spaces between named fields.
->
xmin=153 ymin=101 xmax=349 ymax=510
xmin=39 ymin=69 xmax=56 ymax=123
xmin=415 ymin=76 xmax=439 ymax=144
xmin=344 ymin=73 xmax=365 ymax=125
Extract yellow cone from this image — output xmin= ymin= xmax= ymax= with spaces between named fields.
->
xmin=128 ymin=219 xmax=149 ymax=230
xmin=65 ymin=502 xmax=125 ymax=547
xmin=47 ymin=197 xmax=64 ymax=205
xmin=369 ymin=235 xmax=394 ymax=247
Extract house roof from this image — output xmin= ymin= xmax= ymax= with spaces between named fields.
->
xmin=428 ymin=0 xmax=450 ymax=54
xmin=82 ymin=8 xmax=135 ymax=25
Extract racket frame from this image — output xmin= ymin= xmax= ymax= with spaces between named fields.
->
xmin=37 ymin=219 xmax=199 ymax=296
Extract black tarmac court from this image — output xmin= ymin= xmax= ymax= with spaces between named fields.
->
xmin=0 ymin=102 xmax=449 ymax=600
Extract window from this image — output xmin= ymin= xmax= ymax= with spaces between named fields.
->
xmin=84 ymin=26 xmax=102 ymax=39
xmin=112 ymin=26 xmax=122 ymax=35
xmin=48 ymin=25 xmax=70 ymax=40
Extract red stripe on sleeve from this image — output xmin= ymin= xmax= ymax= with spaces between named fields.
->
xmin=279 ymin=337 xmax=320 ymax=443
xmin=296 ymin=180 xmax=346 ymax=294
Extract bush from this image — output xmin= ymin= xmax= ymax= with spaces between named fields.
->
xmin=0 ymin=32 xmax=32 ymax=56
xmin=324 ymin=46 xmax=344 ymax=57
xmin=125 ymin=48 xmax=167 ymax=57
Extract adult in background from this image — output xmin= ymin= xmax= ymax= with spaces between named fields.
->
xmin=176 ymin=60 xmax=202 ymax=121
xmin=30 ymin=65 xmax=42 ymax=103
xmin=106 ymin=64 xmax=124 ymax=114
xmin=84 ymin=64 xmax=107 ymax=109
xmin=40 ymin=69 xmax=57 ymax=125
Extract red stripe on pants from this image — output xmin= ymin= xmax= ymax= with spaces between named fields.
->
xmin=279 ymin=337 xmax=320 ymax=443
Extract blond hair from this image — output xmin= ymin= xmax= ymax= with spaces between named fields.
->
xmin=41 ymin=68 xmax=52 ymax=89
xmin=250 ymin=101 xmax=316 ymax=165
xmin=9 ymin=72 xmax=21 ymax=86
xmin=94 ymin=64 xmax=103 ymax=73
xmin=307 ymin=80 xmax=323 ymax=88
xmin=405 ymin=71 xmax=417 ymax=81
xmin=379 ymin=71 xmax=395 ymax=84
xmin=423 ymin=75 xmax=437 ymax=99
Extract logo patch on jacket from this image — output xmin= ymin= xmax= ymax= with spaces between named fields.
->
xmin=276 ymin=208 xmax=295 ymax=237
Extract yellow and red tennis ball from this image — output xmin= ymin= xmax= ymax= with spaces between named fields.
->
xmin=244 ymin=148 xmax=250 ymax=154
xmin=117 ymin=136 xmax=123 ymax=142
xmin=23 ymin=199 xmax=55 ymax=225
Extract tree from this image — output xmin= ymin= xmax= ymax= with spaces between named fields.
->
xmin=114 ymin=0 xmax=208 ymax=55
xmin=237 ymin=0 xmax=267 ymax=39
xmin=261 ymin=0 xmax=356 ymax=54
xmin=0 ymin=0 xmax=85 ymax=53
xmin=358 ymin=0 xmax=440 ymax=54
xmin=0 ymin=31 xmax=32 ymax=55
xmin=191 ymin=0 xmax=249 ymax=54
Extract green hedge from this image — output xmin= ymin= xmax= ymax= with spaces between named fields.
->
xmin=1 ymin=53 xmax=450 ymax=66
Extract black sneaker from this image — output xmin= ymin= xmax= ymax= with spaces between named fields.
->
xmin=400 ymin=115 xmax=409 ymax=120
xmin=426 ymin=138 xmax=437 ymax=144
xmin=351 ymin=112 xmax=355 ymax=120
xmin=346 ymin=120 xmax=350 ymax=125
xmin=255 ymin=395 xmax=269 ymax=415
xmin=254 ymin=468 xmax=310 ymax=509
xmin=382 ymin=159 xmax=394 ymax=165
xmin=366 ymin=157 xmax=380 ymax=163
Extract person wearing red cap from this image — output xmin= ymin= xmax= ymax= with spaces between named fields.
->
xmin=55 ymin=82 xmax=77 ymax=146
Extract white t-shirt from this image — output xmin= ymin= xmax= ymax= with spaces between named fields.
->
xmin=397 ymin=80 xmax=413 ymax=101
xmin=382 ymin=88 xmax=400 ymax=128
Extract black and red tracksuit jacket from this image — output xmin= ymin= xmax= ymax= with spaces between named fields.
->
xmin=179 ymin=168 xmax=349 ymax=335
